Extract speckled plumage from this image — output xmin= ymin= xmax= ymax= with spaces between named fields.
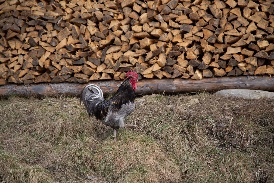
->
xmin=104 ymin=102 xmax=135 ymax=129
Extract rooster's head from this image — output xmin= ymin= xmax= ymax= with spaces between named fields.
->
xmin=126 ymin=71 xmax=138 ymax=91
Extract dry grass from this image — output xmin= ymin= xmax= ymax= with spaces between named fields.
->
xmin=0 ymin=93 xmax=273 ymax=183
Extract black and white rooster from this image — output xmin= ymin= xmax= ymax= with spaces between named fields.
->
xmin=80 ymin=71 xmax=138 ymax=138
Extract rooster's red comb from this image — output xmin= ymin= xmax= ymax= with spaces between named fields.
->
xmin=126 ymin=71 xmax=138 ymax=79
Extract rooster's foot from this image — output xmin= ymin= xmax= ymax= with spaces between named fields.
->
xmin=125 ymin=124 xmax=137 ymax=129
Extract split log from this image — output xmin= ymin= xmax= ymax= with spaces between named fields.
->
xmin=0 ymin=0 xmax=273 ymax=85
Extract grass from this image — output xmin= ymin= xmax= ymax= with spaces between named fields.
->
xmin=0 ymin=93 xmax=273 ymax=182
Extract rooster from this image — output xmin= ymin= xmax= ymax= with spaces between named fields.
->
xmin=80 ymin=71 xmax=138 ymax=138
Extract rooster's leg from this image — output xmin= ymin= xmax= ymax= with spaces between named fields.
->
xmin=113 ymin=129 xmax=117 ymax=139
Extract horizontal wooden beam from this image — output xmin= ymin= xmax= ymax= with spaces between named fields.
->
xmin=0 ymin=76 xmax=274 ymax=98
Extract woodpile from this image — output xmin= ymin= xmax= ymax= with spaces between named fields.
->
xmin=0 ymin=0 xmax=274 ymax=85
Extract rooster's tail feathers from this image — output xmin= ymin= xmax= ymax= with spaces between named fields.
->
xmin=81 ymin=84 xmax=103 ymax=102
xmin=81 ymin=84 xmax=104 ymax=116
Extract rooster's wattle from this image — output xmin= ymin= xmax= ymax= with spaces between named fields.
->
xmin=80 ymin=71 xmax=138 ymax=138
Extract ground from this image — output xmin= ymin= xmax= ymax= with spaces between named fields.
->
xmin=0 ymin=93 xmax=273 ymax=183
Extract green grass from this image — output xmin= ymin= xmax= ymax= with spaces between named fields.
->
xmin=0 ymin=94 xmax=273 ymax=182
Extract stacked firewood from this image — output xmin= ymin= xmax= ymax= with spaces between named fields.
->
xmin=0 ymin=0 xmax=274 ymax=85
